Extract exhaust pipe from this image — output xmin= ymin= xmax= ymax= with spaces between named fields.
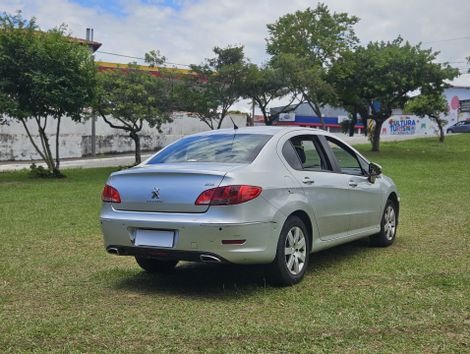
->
xmin=200 ymin=254 xmax=222 ymax=263
xmin=107 ymin=247 xmax=120 ymax=255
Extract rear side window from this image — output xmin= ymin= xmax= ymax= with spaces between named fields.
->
xmin=148 ymin=133 xmax=272 ymax=164
xmin=282 ymin=141 xmax=302 ymax=170
xmin=282 ymin=135 xmax=330 ymax=171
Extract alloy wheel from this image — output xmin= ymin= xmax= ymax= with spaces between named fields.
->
xmin=384 ymin=205 xmax=396 ymax=241
xmin=284 ymin=226 xmax=307 ymax=275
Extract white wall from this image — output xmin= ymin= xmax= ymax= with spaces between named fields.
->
xmin=0 ymin=113 xmax=247 ymax=161
xmin=377 ymin=87 xmax=470 ymax=137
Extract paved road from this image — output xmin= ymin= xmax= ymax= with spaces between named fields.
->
xmin=0 ymin=133 xmax=430 ymax=172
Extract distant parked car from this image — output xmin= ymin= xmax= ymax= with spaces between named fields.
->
xmin=100 ymin=127 xmax=400 ymax=286
xmin=447 ymin=120 xmax=470 ymax=133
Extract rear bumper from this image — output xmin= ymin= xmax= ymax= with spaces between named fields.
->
xmin=100 ymin=205 xmax=279 ymax=264
xmin=106 ymin=246 xmax=231 ymax=263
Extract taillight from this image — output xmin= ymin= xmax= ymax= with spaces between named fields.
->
xmin=195 ymin=185 xmax=262 ymax=206
xmin=102 ymin=184 xmax=121 ymax=203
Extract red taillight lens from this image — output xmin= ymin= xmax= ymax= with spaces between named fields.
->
xmin=102 ymin=184 xmax=121 ymax=203
xmin=195 ymin=185 xmax=262 ymax=206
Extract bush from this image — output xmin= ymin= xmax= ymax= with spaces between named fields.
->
xmin=29 ymin=163 xmax=65 ymax=178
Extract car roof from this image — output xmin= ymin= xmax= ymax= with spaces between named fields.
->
xmin=191 ymin=126 xmax=333 ymax=138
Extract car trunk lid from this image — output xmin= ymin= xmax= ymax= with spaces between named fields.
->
xmin=108 ymin=163 xmax=242 ymax=213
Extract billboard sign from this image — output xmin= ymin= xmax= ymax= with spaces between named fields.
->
xmin=460 ymin=99 xmax=470 ymax=113
xmin=388 ymin=117 xmax=417 ymax=135
xmin=278 ymin=112 xmax=296 ymax=122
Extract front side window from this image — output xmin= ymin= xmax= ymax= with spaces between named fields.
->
xmin=148 ymin=134 xmax=272 ymax=164
xmin=326 ymin=137 xmax=364 ymax=176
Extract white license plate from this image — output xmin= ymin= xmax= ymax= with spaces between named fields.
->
xmin=134 ymin=229 xmax=175 ymax=248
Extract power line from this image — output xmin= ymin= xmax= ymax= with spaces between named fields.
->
xmin=96 ymin=49 xmax=468 ymax=72
xmin=422 ymin=35 xmax=470 ymax=44
xmin=95 ymin=50 xmax=192 ymax=68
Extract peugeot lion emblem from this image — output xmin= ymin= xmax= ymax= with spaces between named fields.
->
xmin=151 ymin=187 xmax=160 ymax=199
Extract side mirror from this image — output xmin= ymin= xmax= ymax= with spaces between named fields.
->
xmin=368 ymin=162 xmax=382 ymax=183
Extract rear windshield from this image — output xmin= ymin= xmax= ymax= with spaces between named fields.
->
xmin=147 ymin=133 xmax=272 ymax=164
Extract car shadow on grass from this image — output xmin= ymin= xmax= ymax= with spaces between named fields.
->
xmin=110 ymin=238 xmax=372 ymax=297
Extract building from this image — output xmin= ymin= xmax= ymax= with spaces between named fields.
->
xmin=269 ymin=86 xmax=470 ymax=137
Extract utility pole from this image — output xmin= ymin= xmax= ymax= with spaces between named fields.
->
xmin=86 ymin=28 xmax=96 ymax=157
xmin=251 ymin=98 xmax=255 ymax=126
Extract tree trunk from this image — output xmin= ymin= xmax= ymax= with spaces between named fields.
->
xmin=217 ymin=114 xmax=226 ymax=129
xmin=260 ymin=107 xmax=271 ymax=125
xmin=348 ymin=109 xmax=358 ymax=137
xmin=436 ymin=118 xmax=445 ymax=143
xmin=371 ymin=119 xmax=384 ymax=152
xmin=55 ymin=116 xmax=61 ymax=171
xmin=35 ymin=117 xmax=56 ymax=173
xmin=130 ymin=132 xmax=141 ymax=165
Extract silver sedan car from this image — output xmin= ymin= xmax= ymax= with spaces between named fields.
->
xmin=100 ymin=127 xmax=399 ymax=285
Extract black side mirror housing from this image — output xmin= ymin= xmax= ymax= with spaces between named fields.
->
xmin=368 ymin=162 xmax=382 ymax=183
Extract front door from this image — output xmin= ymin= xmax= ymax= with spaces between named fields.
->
xmin=281 ymin=135 xmax=352 ymax=240
xmin=324 ymin=137 xmax=382 ymax=235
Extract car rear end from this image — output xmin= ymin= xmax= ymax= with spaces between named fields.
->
xmin=100 ymin=131 xmax=280 ymax=264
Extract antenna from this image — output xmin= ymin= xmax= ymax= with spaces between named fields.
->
xmin=229 ymin=115 xmax=238 ymax=130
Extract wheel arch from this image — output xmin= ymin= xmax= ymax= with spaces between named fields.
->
xmin=387 ymin=192 xmax=400 ymax=223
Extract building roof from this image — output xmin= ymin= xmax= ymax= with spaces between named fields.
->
xmin=449 ymin=85 xmax=470 ymax=89
xmin=96 ymin=61 xmax=194 ymax=76
xmin=69 ymin=36 xmax=102 ymax=52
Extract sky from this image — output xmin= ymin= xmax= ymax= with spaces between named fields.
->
xmin=2 ymin=0 xmax=470 ymax=111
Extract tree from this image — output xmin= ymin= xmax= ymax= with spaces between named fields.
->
xmin=328 ymin=49 xmax=370 ymax=136
xmin=405 ymin=94 xmax=449 ymax=143
xmin=182 ymin=45 xmax=248 ymax=129
xmin=266 ymin=3 xmax=359 ymax=126
xmin=93 ymin=59 xmax=176 ymax=165
xmin=0 ymin=12 xmax=96 ymax=177
xmin=328 ymin=38 xmax=458 ymax=151
xmin=240 ymin=63 xmax=290 ymax=125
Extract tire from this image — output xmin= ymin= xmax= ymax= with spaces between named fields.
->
xmin=135 ymin=256 xmax=178 ymax=273
xmin=269 ymin=216 xmax=310 ymax=286
xmin=447 ymin=129 xmax=453 ymax=134
xmin=370 ymin=200 xmax=398 ymax=247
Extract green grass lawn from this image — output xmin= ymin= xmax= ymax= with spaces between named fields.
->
xmin=1 ymin=135 xmax=469 ymax=353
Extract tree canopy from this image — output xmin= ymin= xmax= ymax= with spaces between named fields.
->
xmin=0 ymin=12 xmax=96 ymax=176
xmin=266 ymin=3 xmax=359 ymax=126
xmin=240 ymin=63 xmax=290 ymax=125
xmin=93 ymin=59 xmax=178 ymax=165
xmin=405 ymin=94 xmax=450 ymax=143
xmin=266 ymin=3 xmax=359 ymax=65
xmin=182 ymin=45 xmax=248 ymax=129
xmin=328 ymin=37 xmax=458 ymax=150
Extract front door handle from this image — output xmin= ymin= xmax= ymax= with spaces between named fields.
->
xmin=302 ymin=177 xmax=315 ymax=185
xmin=348 ymin=180 xmax=358 ymax=187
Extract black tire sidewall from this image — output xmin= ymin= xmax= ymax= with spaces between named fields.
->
xmin=270 ymin=216 xmax=310 ymax=286
xmin=371 ymin=200 xmax=397 ymax=247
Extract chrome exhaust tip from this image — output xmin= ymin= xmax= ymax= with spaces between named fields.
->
xmin=107 ymin=247 xmax=120 ymax=255
xmin=200 ymin=254 xmax=222 ymax=263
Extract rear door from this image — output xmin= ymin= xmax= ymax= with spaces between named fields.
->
xmin=281 ymin=134 xmax=351 ymax=240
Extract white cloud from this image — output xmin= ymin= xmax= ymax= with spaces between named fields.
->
xmin=3 ymin=0 xmax=470 ymax=102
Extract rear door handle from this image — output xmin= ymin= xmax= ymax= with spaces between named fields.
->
xmin=302 ymin=177 xmax=315 ymax=185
